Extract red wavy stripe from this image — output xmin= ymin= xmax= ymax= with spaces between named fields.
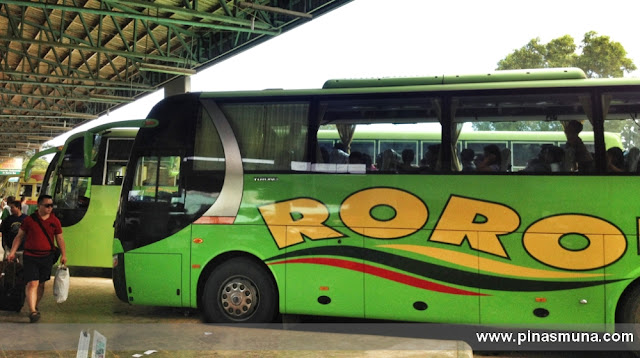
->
xmin=268 ymin=258 xmax=486 ymax=296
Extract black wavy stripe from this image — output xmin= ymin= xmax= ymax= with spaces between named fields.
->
xmin=265 ymin=246 xmax=624 ymax=291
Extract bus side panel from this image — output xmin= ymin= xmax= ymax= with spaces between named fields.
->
xmin=63 ymin=185 xmax=121 ymax=267
xmin=284 ymin=235 xmax=365 ymax=318
xmin=472 ymin=176 xmax=610 ymax=329
xmin=603 ymin=177 xmax=640 ymax=326
xmin=363 ymin=232 xmax=480 ymax=324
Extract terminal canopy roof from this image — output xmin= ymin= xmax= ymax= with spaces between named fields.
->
xmin=0 ymin=0 xmax=351 ymax=159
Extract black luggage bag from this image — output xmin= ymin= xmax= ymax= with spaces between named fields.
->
xmin=0 ymin=260 xmax=26 ymax=312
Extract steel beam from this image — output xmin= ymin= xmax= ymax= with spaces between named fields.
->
xmin=0 ymin=70 xmax=152 ymax=89
xmin=0 ymin=36 xmax=194 ymax=65
xmin=2 ymin=0 xmax=280 ymax=35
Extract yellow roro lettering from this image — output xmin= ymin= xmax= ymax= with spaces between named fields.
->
xmin=523 ymin=215 xmax=626 ymax=270
xmin=258 ymin=198 xmax=343 ymax=249
xmin=429 ymin=196 xmax=520 ymax=258
xmin=340 ymin=188 xmax=428 ymax=239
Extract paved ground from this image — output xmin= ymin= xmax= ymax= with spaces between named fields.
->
xmin=0 ymin=274 xmax=472 ymax=358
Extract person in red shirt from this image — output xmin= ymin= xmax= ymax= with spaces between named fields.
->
xmin=7 ymin=195 xmax=67 ymax=323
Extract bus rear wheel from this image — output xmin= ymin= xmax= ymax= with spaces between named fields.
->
xmin=202 ymin=258 xmax=277 ymax=323
xmin=617 ymin=286 xmax=640 ymax=355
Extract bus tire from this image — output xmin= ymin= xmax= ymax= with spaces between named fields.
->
xmin=202 ymin=257 xmax=277 ymax=323
xmin=617 ymin=286 xmax=640 ymax=355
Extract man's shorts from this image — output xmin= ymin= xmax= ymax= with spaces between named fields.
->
xmin=23 ymin=254 xmax=55 ymax=283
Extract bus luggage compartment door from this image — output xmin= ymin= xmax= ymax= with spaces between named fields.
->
xmin=124 ymin=253 xmax=182 ymax=306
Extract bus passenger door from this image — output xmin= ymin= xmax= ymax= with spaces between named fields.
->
xmin=285 ymin=231 xmax=365 ymax=318
xmin=120 ymin=154 xmax=189 ymax=307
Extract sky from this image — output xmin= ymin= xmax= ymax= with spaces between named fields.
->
xmin=45 ymin=0 xmax=640 ymax=146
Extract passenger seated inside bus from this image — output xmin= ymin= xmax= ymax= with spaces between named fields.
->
xmin=399 ymin=149 xmax=419 ymax=173
xmin=522 ymin=156 xmax=548 ymax=172
xmin=350 ymin=151 xmax=377 ymax=172
xmin=544 ymin=145 xmax=565 ymax=172
xmin=363 ymin=153 xmax=377 ymax=172
xmin=522 ymin=144 xmax=565 ymax=173
xmin=477 ymin=144 xmax=501 ymax=172
xmin=460 ymin=148 xmax=476 ymax=172
xmin=349 ymin=151 xmax=364 ymax=164
xmin=564 ymin=120 xmax=594 ymax=172
xmin=379 ymin=149 xmax=401 ymax=172
xmin=329 ymin=143 xmax=349 ymax=164
xmin=420 ymin=144 xmax=441 ymax=172
xmin=607 ymin=147 xmax=625 ymax=173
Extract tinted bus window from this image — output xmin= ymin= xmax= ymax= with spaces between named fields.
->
xmin=219 ymin=102 xmax=309 ymax=172
xmin=317 ymin=97 xmax=442 ymax=173
xmin=603 ymin=91 xmax=640 ymax=173
xmin=104 ymin=138 xmax=134 ymax=185
xmin=455 ymin=92 xmax=592 ymax=173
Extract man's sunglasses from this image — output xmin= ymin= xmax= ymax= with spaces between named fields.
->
xmin=41 ymin=203 xmax=54 ymax=208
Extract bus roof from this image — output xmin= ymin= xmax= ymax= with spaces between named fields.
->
xmin=197 ymin=68 xmax=640 ymax=99
xmin=322 ymin=68 xmax=589 ymax=89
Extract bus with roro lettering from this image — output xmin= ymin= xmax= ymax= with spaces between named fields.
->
xmin=112 ymin=68 xmax=640 ymax=336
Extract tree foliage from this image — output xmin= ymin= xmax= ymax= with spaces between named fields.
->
xmin=577 ymin=31 xmax=637 ymax=78
xmin=496 ymin=32 xmax=636 ymax=76
xmin=477 ymin=32 xmax=637 ymax=136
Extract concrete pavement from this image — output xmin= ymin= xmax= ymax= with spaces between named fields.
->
xmin=0 ymin=272 xmax=473 ymax=358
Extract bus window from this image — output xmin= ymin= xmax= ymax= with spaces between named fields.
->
xmin=131 ymin=157 xmax=157 ymax=201
xmin=219 ymin=102 xmax=309 ymax=172
xmin=603 ymin=91 xmax=640 ymax=173
xmin=454 ymin=92 xmax=593 ymax=174
xmin=125 ymin=155 xmax=185 ymax=248
xmin=379 ymin=141 xmax=419 ymax=165
xmin=350 ymin=140 xmax=376 ymax=165
xmin=55 ymin=177 xmax=90 ymax=209
xmin=512 ymin=142 xmax=557 ymax=169
xmin=129 ymin=156 xmax=181 ymax=203
xmin=20 ymin=184 xmax=33 ymax=197
xmin=104 ymin=138 xmax=134 ymax=185
xmin=317 ymin=97 xmax=442 ymax=173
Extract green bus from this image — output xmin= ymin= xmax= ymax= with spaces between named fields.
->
xmin=29 ymin=120 xmax=154 ymax=268
xmin=113 ymin=68 xmax=640 ymax=333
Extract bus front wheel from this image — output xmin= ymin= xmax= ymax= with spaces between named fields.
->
xmin=202 ymin=258 xmax=277 ymax=323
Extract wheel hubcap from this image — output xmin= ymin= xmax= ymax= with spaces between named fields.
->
xmin=220 ymin=277 xmax=258 ymax=320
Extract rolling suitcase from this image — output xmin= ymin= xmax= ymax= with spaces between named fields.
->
xmin=0 ymin=260 xmax=26 ymax=312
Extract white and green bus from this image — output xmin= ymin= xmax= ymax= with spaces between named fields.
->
xmin=28 ymin=120 xmax=155 ymax=267
xmin=113 ymin=68 xmax=640 ymax=336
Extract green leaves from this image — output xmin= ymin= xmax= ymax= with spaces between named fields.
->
xmin=496 ymin=32 xmax=636 ymax=78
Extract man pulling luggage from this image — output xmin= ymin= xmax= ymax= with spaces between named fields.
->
xmin=7 ymin=195 xmax=67 ymax=323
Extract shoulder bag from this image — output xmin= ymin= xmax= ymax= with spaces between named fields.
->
xmin=30 ymin=213 xmax=61 ymax=262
